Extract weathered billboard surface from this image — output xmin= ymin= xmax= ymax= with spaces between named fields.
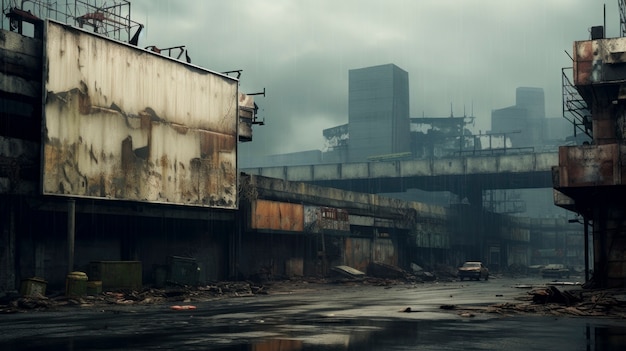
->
xmin=42 ymin=21 xmax=238 ymax=208
xmin=250 ymin=200 xmax=304 ymax=232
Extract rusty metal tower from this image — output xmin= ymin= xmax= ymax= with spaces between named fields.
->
xmin=553 ymin=2 xmax=626 ymax=288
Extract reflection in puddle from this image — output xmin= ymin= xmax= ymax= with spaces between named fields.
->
xmin=3 ymin=318 xmax=626 ymax=350
xmin=251 ymin=339 xmax=303 ymax=351
xmin=589 ymin=325 xmax=626 ymax=351
xmin=241 ymin=319 xmax=626 ymax=351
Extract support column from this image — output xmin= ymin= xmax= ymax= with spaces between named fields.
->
xmin=67 ymin=199 xmax=75 ymax=273
xmin=0 ymin=198 xmax=17 ymax=291
xmin=592 ymin=203 xmax=626 ymax=288
xmin=465 ymin=184 xmax=484 ymax=261
xmin=584 ymin=216 xmax=590 ymax=283
xmin=465 ymin=185 xmax=483 ymax=209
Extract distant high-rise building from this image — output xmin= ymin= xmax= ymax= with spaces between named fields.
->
xmin=347 ymin=64 xmax=411 ymax=162
xmin=516 ymin=87 xmax=545 ymax=119
xmin=491 ymin=87 xmax=545 ymax=148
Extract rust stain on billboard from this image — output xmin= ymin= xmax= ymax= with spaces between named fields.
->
xmin=42 ymin=21 xmax=238 ymax=208
xmin=251 ymin=199 xmax=304 ymax=232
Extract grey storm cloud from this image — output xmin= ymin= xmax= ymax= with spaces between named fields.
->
xmin=130 ymin=0 xmax=620 ymax=157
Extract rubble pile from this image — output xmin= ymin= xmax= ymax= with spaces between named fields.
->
xmin=0 ymin=281 xmax=267 ymax=313
xmin=452 ymin=285 xmax=626 ymax=318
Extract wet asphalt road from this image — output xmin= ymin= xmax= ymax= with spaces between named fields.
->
xmin=1 ymin=276 xmax=624 ymax=350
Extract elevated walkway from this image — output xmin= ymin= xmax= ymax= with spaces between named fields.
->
xmin=242 ymin=151 xmax=558 ymax=196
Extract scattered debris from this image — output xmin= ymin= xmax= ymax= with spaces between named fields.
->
xmin=331 ymin=265 xmax=366 ymax=279
xmin=530 ymin=285 xmax=580 ymax=305
xmin=452 ymin=285 xmax=626 ymax=318
xmin=399 ymin=306 xmax=424 ymax=313
xmin=368 ymin=262 xmax=407 ymax=280
xmin=410 ymin=263 xmax=423 ymax=273
xmin=2 ymin=275 xmax=625 ymax=319
xmin=0 ymin=281 xmax=267 ymax=313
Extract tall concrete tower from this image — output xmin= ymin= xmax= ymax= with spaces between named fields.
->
xmin=516 ymin=87 xmax=545 ymax=119
xmin=348 ymin=64 xmax=411 ymax=162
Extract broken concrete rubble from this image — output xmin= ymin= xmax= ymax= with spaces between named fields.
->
xmin=332 ymin=262 xmax=439 ymax=283
xmin=367 ymin=262 xmax=408 ymax=280
xmin=331 ymin=265 xmax=366 ymax=279
xmin=3 ymin=274 xmax=625 ymax=319
xmin=0 ymin=281 xmax=267 ymax=313
xmin=449 ymin=285 xmax=626 ymax=318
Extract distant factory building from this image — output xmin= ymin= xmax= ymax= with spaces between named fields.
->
xmin=491 ymin=87 xmax=545 ymax=149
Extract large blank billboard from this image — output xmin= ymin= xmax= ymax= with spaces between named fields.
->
xmin=42 ymin=20 xmax=238 ymax=208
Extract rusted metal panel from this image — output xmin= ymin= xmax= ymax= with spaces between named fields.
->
xmin=238 ymin=93 xmax=254 ymax=142
xmin=343 ymin=237 xmax=370 ymax=272
xmin=251 ymin=199 xmax=304 ymax=232
xmin=304 ymin=205 xmax=350 ymax=233
xmin=574 ymin=38 xmax=626 ymax=85
xmin=556 ymin=144 xmax=623 ymax=187
xmin=41 ymin=21 xmax=238 ymax=208
xmin=552 ymin=188 xmax=577 ymax=211
xmin=373 ymin=238 xmax=397 ymax=266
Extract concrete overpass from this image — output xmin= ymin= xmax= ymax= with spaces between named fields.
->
xmin=242 ymin=151 xmax=558 ymax=205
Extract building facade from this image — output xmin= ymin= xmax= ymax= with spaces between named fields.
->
xmin=347 ymin=64 xmax=411 ymax=162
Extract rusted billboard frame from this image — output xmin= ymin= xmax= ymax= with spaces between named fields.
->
xmin=41 ymin=20 xmax=239 ymax=209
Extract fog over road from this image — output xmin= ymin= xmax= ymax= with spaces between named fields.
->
xmin=1 ymin=277 xmax=624 ymax=350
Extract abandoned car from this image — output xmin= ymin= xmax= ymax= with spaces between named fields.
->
xmin=540 ymin=264 xmax=570 ymax=279
xmin=457 ymin=261 xmax=489 ymax=281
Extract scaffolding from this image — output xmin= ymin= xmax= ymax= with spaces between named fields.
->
xmin=1 ymin=0 xmax=141 ymax=43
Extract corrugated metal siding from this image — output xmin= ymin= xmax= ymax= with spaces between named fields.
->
xmin=344 ymin=237 xmax=370 ymax=272
xmin=373 ymin=238 xmax=396 ymax=266
xmin=251 ymin=199 xmax=304 ymax=232
xmin=42 ymin=21 xmax=238 ymax=208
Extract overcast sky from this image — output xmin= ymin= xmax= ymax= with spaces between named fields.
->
xmin=130 ymin=0 xmax=620 ymax=158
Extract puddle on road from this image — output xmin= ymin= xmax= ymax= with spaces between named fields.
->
xmin=217 ymin=322 xmax=625 ymax=351
xmin=2 ymin=318 xmax=625 ymax=350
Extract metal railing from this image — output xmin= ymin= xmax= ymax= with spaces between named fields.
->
xmin=561 ymin=67 xmax=591 ymax=139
